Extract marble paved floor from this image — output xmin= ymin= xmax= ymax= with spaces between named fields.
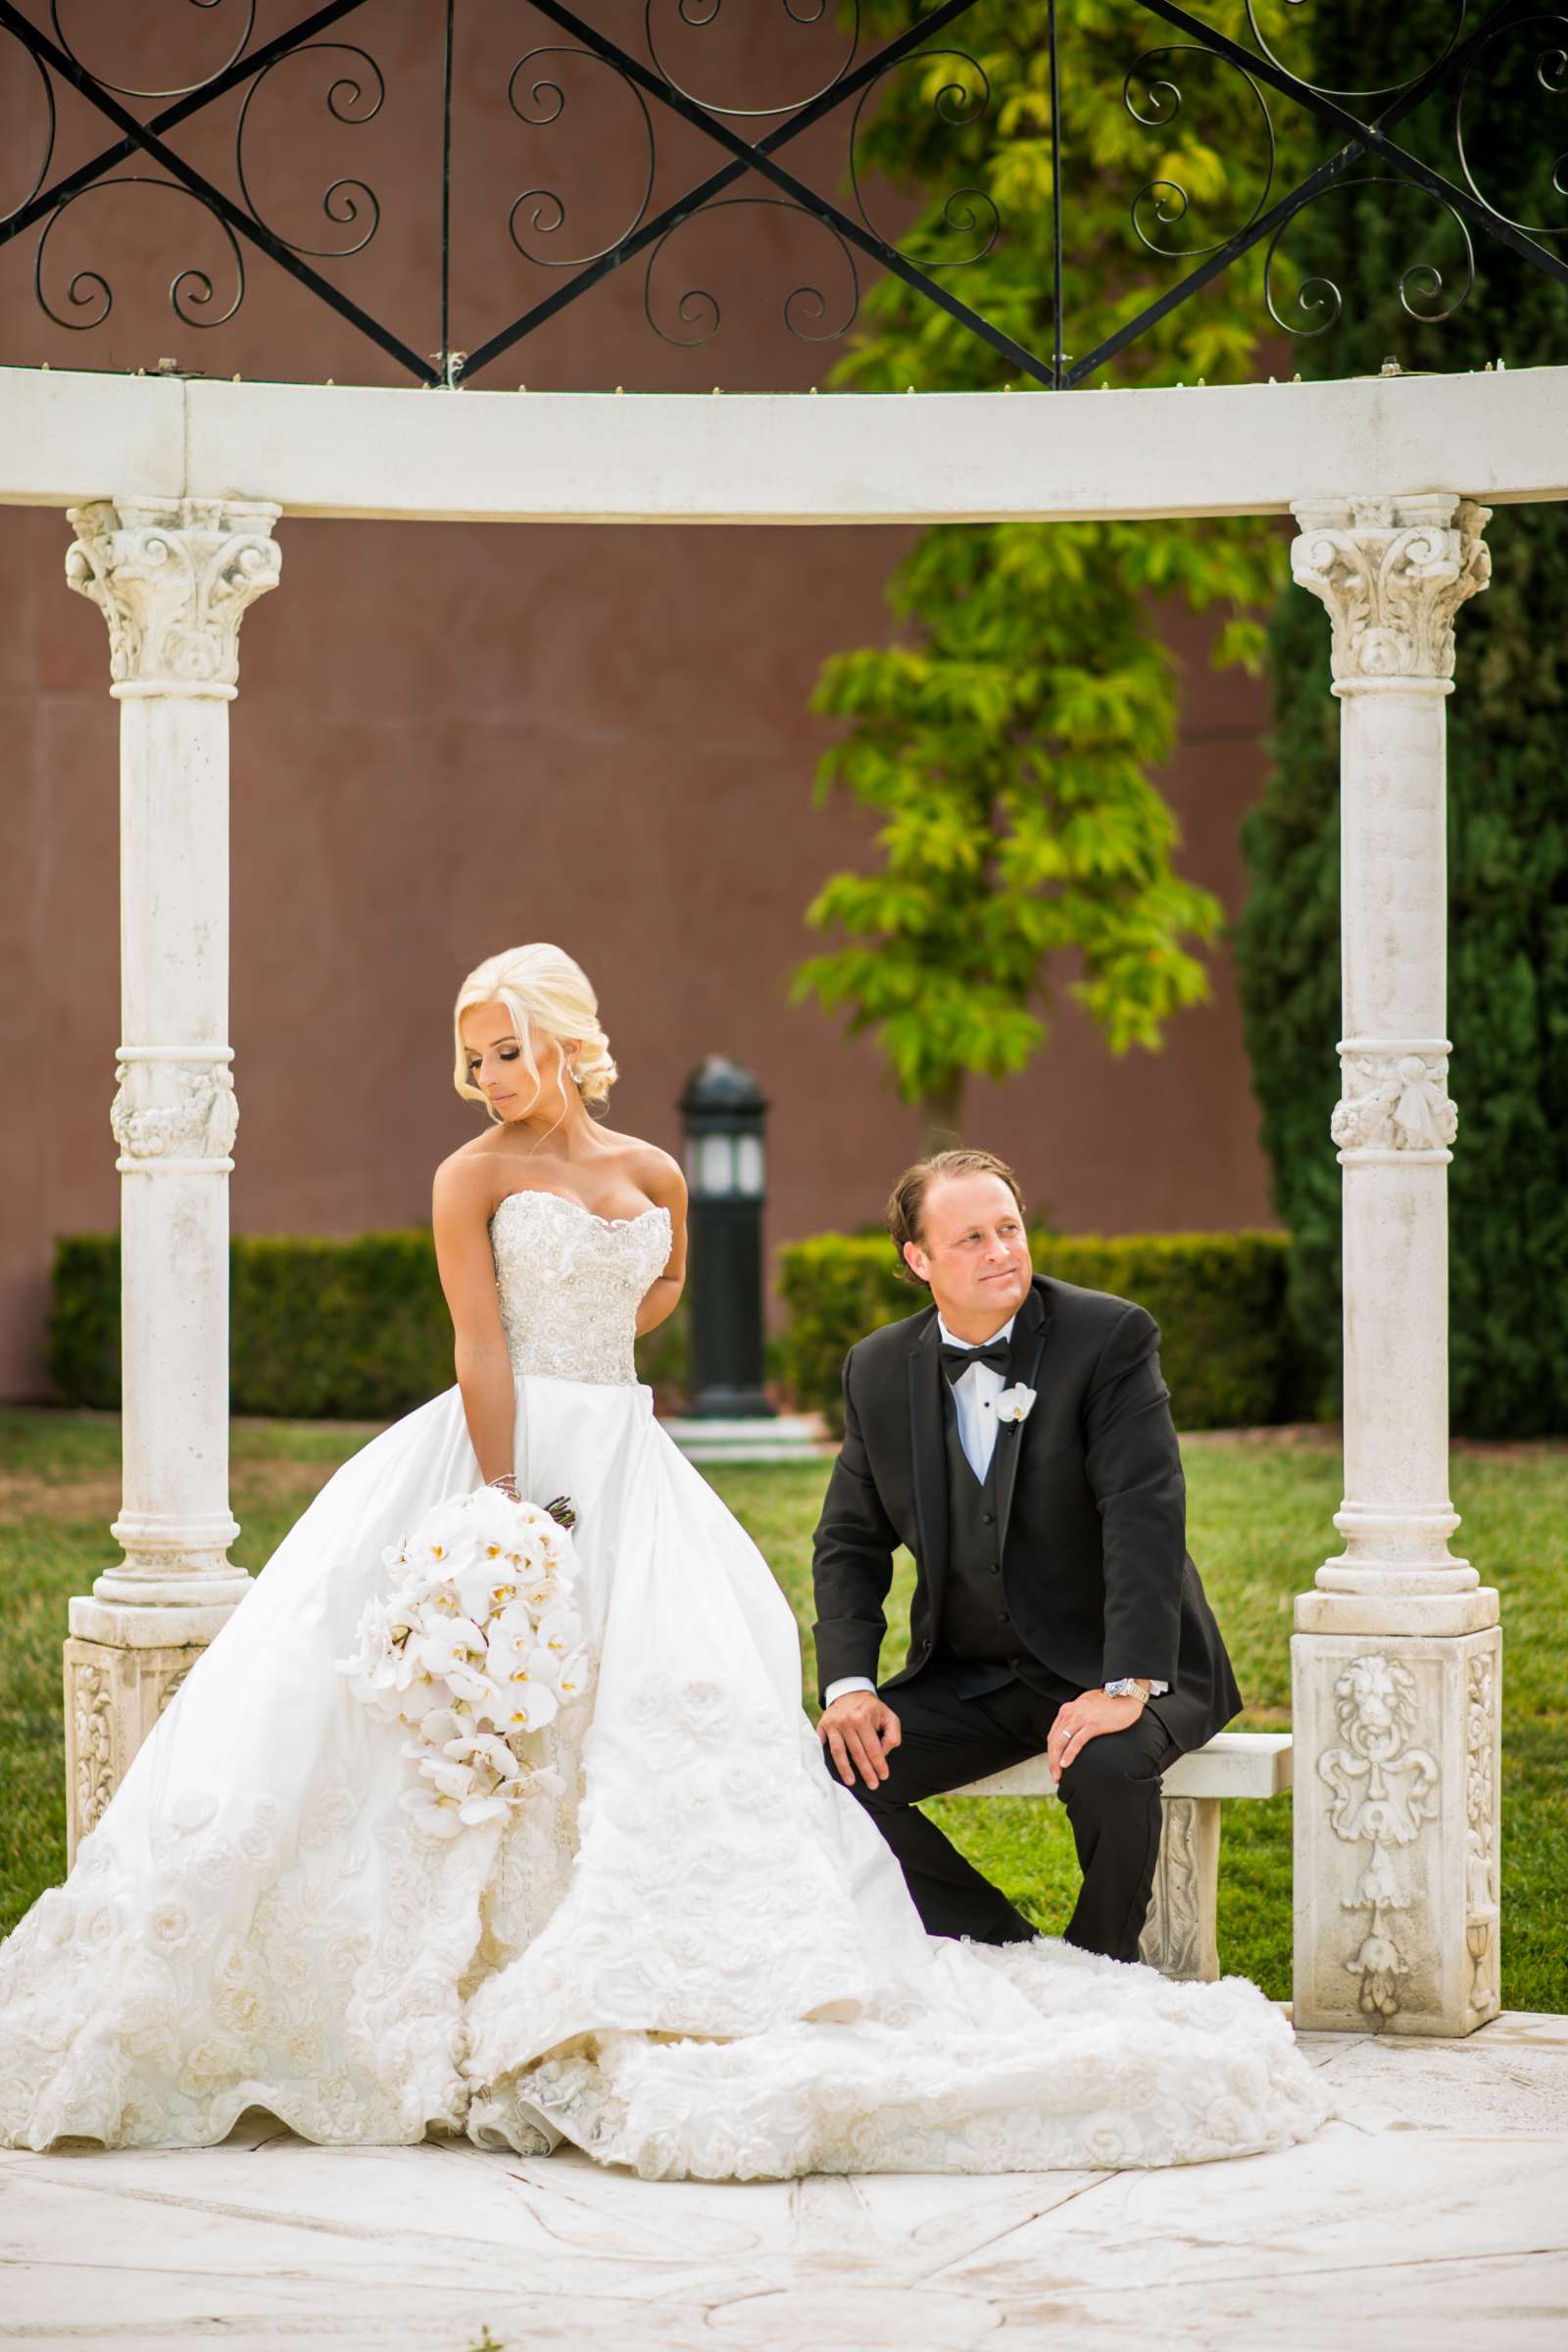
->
xmin=2 ymin=2012 xmax=1565 ymax=2350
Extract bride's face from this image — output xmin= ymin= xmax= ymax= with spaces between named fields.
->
xmin=460 ymin=1003 xmax=581 ymax=1124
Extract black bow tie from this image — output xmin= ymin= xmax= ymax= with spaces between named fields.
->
xmin=940 ymin=1338 xmax=1011 ymax=1384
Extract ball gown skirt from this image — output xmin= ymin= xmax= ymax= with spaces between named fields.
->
xmin=0 ymin=1193 xmax=1329 ymax=2176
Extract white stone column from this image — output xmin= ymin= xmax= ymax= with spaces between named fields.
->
xmin=1289 ymin=492 xmax=1501 ymax=2036
xmin=61 ymin=495 xmax=280 ymax=1862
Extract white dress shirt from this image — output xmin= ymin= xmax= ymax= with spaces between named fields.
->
xmin=823 ymin=1308 xmax=1167 ymax=1707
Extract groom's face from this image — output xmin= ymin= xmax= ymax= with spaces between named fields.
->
xmin=904 ymin=1173 xmax=1033 ymax=1334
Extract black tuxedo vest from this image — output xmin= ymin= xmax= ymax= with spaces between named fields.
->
xmin=941 ymin=1377 xmax=1075 ymax=1703
xmin=939 ymin=1381 xmax=1008 ymax=1663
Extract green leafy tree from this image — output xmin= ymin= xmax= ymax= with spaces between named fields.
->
xmin=792 ymin=2 xmax=1310 ymax=1147
xmin=1234 ymin=6 xmax=1568 ymax=1435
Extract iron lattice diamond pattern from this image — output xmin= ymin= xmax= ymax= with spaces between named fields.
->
xmin=0 ymin=0 xmax=1563 ymax=386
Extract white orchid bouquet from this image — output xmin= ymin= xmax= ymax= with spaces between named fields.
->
xmin=335 ymin=1483 xmax=592 ymax=1838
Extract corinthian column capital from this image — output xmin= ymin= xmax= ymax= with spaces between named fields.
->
xmin=1289 ymin=493 xmax=1492 ymax=690
xmin=65 ymin=494 xmax=281 ymax=697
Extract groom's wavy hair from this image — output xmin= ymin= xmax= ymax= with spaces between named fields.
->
xmin=886 ymin=1150 xmax=1027 ymax=1288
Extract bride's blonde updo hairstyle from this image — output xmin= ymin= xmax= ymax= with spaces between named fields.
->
xmin=452 ymin=943 xmax=618 ymax=1123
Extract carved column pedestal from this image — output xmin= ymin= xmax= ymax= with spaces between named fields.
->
xmin=63 ymin=1631 xmax=210 ymax=1866
xmin=61 ymin=495 xmax=279 ymax=1857
xmin=1293 ymin=1631 xmax=1500 ymax=2034
xmin=1289 ymin=493 xmax=1501 ymax=2036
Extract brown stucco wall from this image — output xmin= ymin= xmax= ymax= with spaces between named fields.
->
xmin=0 ymin=2 xmax=1282 ymax=1399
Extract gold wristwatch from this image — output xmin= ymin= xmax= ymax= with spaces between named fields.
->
xmin=1103 ymin=1677 xmax=1152 ymax=1702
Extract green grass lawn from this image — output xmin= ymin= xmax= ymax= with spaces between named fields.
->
xmin=3 ymin=1406 xmax=1562 ymax=2010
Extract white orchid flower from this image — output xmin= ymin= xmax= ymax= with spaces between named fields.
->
xmin=494 ymin=1679 xmax=560 ymax=1736
xmin=442 ymin=1728 xmax=521 ymax=1778
xmin=416 ymin=1616 xmax=486 ymax=1679
xmin=377 ymin=1633 xmax=421 ymax=1694
xmin=533 ymin=1606 xmax=583 ymax=1662
xmin=454 ymin=1564 xmax=498 ymax=1623
xmin=553 ymin=1647 xmax=592 ymax=1702
xmin=493 ymin=1598 xmax=545 ymax=1643
xmin=384 ymin=1594 xmax=420 ymax=1629
xmin=399 ymin=1787 xmax=466 ymax=1838
xmin=455 ymin=1790 xmax=512 ymax=1828
xmin=417 ymin=1706 xmax=466 ymax=1748
xmin=482 ymin=1624 xmax=530 ymax=1690
xmin=994 ymin=1383 xmax=1038 ymax=1424
xmin=460 ymin=1562 xmax=522 ymax=1620
xmin=445 ymin=1663 xmax=501 ymax=1711
xmin=417 ymin=1753 xmax=480 ymax=1800
xmin=516 ymin=1565 xmax=562 ymax=1613
xmin=470 ymin=1485 xmax=521 ymax=1530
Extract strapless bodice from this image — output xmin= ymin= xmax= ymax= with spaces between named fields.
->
xmin=488 ymin=1189 xmax=672 ymax=1386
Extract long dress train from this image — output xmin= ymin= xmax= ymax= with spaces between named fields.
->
xmin=0 ymin=1190 xmax=1329 ymax=2175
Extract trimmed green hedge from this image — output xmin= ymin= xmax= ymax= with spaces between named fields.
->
xmin=776 ymin=1230 xmax=1310 ymax=1435
xmin=47 ymin=1232 xmax=690 ymax=1418
xmin=50 ymin=1227 xmax=1304 ymax=1432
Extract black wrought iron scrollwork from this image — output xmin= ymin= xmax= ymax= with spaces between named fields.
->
xmin=848 ymin=50 xmax=999 ymax=270
xmin=0 ymin=0 xmax=1563 ymax=392
xmin=35 ymin=177 xmax=244 ymax=329
xmin=1263 ymin=173 xmax=1477 ymax=333
xmin=1101 ymin=0 xmax=1567 ymax=391
xmin=1455 ymin=11 xmax=1568 ymax=235
xmin=643 ymin=0 xmax=858 ymax=119
xmin=0 ymin=24 xmax=56 ymax=226
xmin=507 ymin=47 xmax=656 ymax=268
xmin=234 ymin=42 xmax=381 ymax=260
xmin=642 ymin=195 xmax=858 ymax=344
xmin=1242 ymin=0 xmax=1469 ymax=105
xmin=1125 ymin=43 xmax=1278 ymax=260
xmin=49 ymin=0 xmax=258 ymax=104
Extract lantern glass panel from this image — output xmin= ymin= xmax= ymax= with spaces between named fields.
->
xmin=698 ymin=1135 xmax=736 ymax=1196
xmin=735 ymin=1134 xmax=764 ymax=1197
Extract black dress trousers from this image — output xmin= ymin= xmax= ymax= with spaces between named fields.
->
xmin=834 ymin=1648 xmax=1183 ymax=1963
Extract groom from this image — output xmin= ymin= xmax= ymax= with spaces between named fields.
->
xmin=810 ymin=1149 xmax=1242 ymax=1964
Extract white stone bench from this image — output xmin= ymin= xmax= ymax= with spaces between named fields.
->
xmin=955 ymin=1731 xmax=1294 ymax=1984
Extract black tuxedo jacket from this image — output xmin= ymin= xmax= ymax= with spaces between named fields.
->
xmin=809 ymin=1273 xmax=1243 ymax=1754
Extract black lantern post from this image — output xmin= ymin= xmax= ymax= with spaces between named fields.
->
xmin=679 ymin=1055 xmax=775 ymax=1420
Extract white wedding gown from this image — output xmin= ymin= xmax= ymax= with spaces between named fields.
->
xmin=0 ymin=1191 xmax=1328 ymax=2176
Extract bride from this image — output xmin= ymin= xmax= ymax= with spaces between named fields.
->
xmin=0 ymin=943 xmax=1328 ymax=2177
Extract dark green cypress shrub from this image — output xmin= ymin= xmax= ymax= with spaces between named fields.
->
xmin=1235 ymin=10 xmax=1568 ymax=1434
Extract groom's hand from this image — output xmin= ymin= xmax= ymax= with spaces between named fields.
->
xmin=818 ymin=1690 xmax=902 ymax=1790
xmin=1046 ymin=1690 xmax=1146 ymax=1779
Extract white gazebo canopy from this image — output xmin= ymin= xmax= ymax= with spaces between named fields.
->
xmin=9 ymin=348 xmax=1559 ymax=2037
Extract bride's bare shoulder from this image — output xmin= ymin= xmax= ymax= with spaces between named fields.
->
xmin=595 ymin=1129 xmax=686 ymax=1210
xmin=431 ymin=1136 xmax=504 ymax=1222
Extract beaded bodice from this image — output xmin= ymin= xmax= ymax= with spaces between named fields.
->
xmin=489 ymin=1190 xmax=672 ymax=1386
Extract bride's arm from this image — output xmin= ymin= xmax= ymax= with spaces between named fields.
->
xmin=635 ymin=1152 xmax=689 ymax=1337
xmin=430 ymin=1157 xmax=517 ymax=1485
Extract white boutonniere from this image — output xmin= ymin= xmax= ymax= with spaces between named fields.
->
xmin=993 ymin=1384 xmax=1037 ymax=1425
